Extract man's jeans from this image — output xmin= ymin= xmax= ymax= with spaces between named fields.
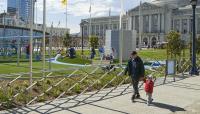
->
xmin=132 ymin=78 xmax=139 ymax=95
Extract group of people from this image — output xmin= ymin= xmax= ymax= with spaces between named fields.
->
xmin=125 ymin=51 xmax=155 ymax=106
xmin=90 ymin=46 xmax=115 ymax=61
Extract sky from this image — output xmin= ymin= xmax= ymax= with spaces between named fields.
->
xmin=0 ymin=0 xmax=151 ymax=33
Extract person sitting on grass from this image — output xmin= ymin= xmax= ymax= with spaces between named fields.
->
xmin=69 ymin=47 xmax=76 ymax=59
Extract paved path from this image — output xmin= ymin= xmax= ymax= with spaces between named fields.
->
xmin=1 ymin=76 xmax=200 ymax=114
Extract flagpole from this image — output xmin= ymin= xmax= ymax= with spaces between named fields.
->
xmin=29 ymin=0 xmax=34 ymax=87
xmin=119 ymin=0 xmax=124 ymax=65
xmin=109 ymin=7 xmax=111 ymax=30
xmin=42 ymin=0 xmax=46 ymax=76
xmin=49 ymin=22 xmax=53 ymax=71
xmin=66 ymin=0 xmax=68 ymax=33
xmin=139 ymin=1 xmax=142 ymax=50
xmin=89 ymin=0 xmax=91 ymax=38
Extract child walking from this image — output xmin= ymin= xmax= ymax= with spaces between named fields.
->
xmin=144 ymin=75 xmax=155 ymax=106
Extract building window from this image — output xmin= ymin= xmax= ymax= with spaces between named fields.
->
xmin=182 ymin=19 xmax=187 ymax=34
xmin=96 ymin=25 xmax=100 ymax=36
xmin=174 ymin=19 xmax=180 ymax=32
xmin=151 ymin=14 xmax=158 ymax=33
xmin=113 ymin=24 xmax=118 ymax=30
xmin=131 ymin=16 xmax=134 ymax=30
xmin=109 ymin=24 xmax=112 ymax=29
xmin=123 ymin=23 xmax=126 ymax=30
xmin=100 ymin=25 xmax=104 ymax=36
xmin=105 ymin=24 xmax=108 ymax=30
xmin=171 ymin=19 xmax=174 ymax=30
xmin=92 ymin=25 xmax=95 ymax=35
xmin=143 ymin=15 xmax=149 ymax=33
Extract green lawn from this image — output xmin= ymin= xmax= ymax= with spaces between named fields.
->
xmin=138 ymin=49 xmax=167 ymax=60
xmin=58 ymin=57 xmax=91 ymax=65
xmin=138 ymin=49 xmax=191 ymax=60
xmin=0 ymin=61 xmax=74 ymax=75
xmin=0 ymin=48 xmax=196 ymax=75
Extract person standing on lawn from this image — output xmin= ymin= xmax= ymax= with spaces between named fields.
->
xmin=98 ymin=46 xmax=105 ymax=61
xmin=125 ymin=51 xmax=145 ymax=102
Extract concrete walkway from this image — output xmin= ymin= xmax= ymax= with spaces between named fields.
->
xmin=1 ymin=76 xmax=200 ymax=114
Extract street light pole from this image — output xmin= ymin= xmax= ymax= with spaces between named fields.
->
xmin=81 ymin=25 xmax=84 ymax=56
xmin=43 ymin=0 xmax=46 ymax=77
xmin=80 ymin=21 xmax=89 ymax=56
xmin=29 ymin=0 xmax=34 ymax=87
xmin=119 ymin=0 xmax=124 ymax=66
xmin=190 ymin=0 xmax=199 ymax=75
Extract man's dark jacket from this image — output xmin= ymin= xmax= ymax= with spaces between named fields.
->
xmin=125 ymin=56 xmax=145 ymax=80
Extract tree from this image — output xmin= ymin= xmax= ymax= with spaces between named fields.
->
xmin=63 ymin=33 xmax=72 ymax=48
xmin=166 ymin=31 xmax=185 ymax=58
xmin=89 ymin=35 xmax=99 ymax=49
xmin=196 ymin=37 xmax=200 ymax=54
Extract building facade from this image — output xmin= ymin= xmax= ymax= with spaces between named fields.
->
xmin=7 ymin=0 xmax=17 ymax=16
xmin=80 ymin=16 xmax=128 ymax=45
xmin=7 ymin=0 xmax=36 ymax=23
xmin=80 ymin=0 xmax=200 ymax=47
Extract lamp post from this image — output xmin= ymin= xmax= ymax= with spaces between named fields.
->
xmin=190 ymin=0 xmax=199 ymax=75
xmin=80 ymin=20 xmax=89 ymax=56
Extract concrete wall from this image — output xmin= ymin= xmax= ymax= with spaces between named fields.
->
xmin=105 ymin=30 xmax=136 ymax=60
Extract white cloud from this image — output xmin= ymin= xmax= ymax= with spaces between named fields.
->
xmin=36 ymin=0 xmax=120 ymax=17
xmin=35 ymin=0 xmax=121 ymax=33
xmin=0 ymin=0 xmax=7 ymax=13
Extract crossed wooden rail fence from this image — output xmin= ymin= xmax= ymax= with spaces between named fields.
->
xmin=0 ymin=60 xmax=194 ymax=110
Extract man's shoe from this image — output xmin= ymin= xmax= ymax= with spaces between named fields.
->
xmin=131 ymin=95 xmax=135 ymax=102
xmin=136 ymin=94 xmax=140 ymax=99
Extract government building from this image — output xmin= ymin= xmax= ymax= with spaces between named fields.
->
xmin=80 ymin=0 xmax=200 ymax=47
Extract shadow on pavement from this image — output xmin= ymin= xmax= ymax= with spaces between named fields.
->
xmin=152 ymin=102 xmax=186 ymax=112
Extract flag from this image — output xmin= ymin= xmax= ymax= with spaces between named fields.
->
xmin=109 ymin=8 xmax=111 ymax=16
xmin=61 ymin=0 xmax=67 ymax=6
xmin=89 ymin=5 xmax=91 ymax=13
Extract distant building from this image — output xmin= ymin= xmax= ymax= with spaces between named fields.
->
xmin=80 ymin=16 xmax=128 ymax=45
xmin=7 ymin=0 xmax=36 ymax=23
xmin=81 ymin=0 xmax=200 ymax=47
xmin=7 ymin=0 xmax=17 ymax=16
xmin=35 ymin=24 xmax=69 ymax=37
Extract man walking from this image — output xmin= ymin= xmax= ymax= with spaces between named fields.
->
xmin=125 ymin=51 xmax=145 ymax=102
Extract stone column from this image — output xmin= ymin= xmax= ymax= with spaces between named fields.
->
xmin=180 ymin=19 xmax=182 ymax=33
xmin=133 ymin=16 xmax=135 ymax=30
xmin=149 ymin=14 xmax=152 ymax=33
xmin=158 ymin=14 xmax=160 ymax=33
xmin=99 ymin=24 xmax=101 ymax=37
xmin=162 ymin=13 xmax=165 ymax=33
xmin=149 ymin=37 xmax=152 ymax=47
xmin=187 ymin=19 xmax=190 ymax=34
xmin=141 ymin=15 xmax=143 ymax=33
xmin=128 ymin=17 xmax=132 ymax=30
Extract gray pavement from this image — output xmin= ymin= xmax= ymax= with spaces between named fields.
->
xmin=1 ymin=76 xmax=200 ymax=114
